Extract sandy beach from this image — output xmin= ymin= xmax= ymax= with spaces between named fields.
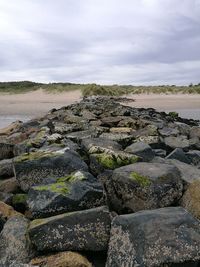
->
xmin=0 ymin=90 xmax=199 ymax=128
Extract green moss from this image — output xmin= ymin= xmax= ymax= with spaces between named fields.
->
xmin=14 ymin=150 xmax=57 ymax=163
xmin=30 ymin=218 xmax=46 ymax=228
xmin=169 ymin=111 xmax=179 ymax=118
xmin=12 ymin=194 xmax=27 ymax=205
xmin=34 ymin=182 xmax=70 ymax=195
xmin=57 ymin=171 xmax=86 ymax=183
xmin=130 ymin=172 xmax=152 ymax=187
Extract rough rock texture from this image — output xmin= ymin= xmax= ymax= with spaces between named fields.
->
xmin=0 ymin=177 xmax=19 ymax=193
xmin=106 ymin=207 xmax=200 ymax=267
xmin=0 ymin=158 xmax=14 ymax=179
xmin=14 ymin=149 xmax=88 ymax=191
xmin=124 ymin=141 xmax=155 ymax=161
xmin=0 ymin=143 xmax=14 ymax=160
xmin=0 ymin=201 xmax=22 ymax=220
xmin=104 ymin=162 xmax=183 ymax=213
xmin=27 ymin=171 xmax=104 ymax=218
xmin=30 ymin=251 xmax=92 ymax=267
xmin=29 ymin=206 xmax=111 ymax=252
xmin=0 ymin=216 xmax=35 ymax=265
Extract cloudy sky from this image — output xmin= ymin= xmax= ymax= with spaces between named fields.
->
xmin=0 ymin=0 xmax=200 ymax=85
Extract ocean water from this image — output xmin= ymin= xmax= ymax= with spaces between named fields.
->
xmin=0 ymin=109 xmax=199 ymax=129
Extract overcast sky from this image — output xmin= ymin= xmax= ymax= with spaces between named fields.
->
xmin=0 ymin=0 xmax=200 ymax=85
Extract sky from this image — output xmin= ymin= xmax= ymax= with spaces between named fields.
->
xmin=0 ymin=0 xmax=200 ymax=85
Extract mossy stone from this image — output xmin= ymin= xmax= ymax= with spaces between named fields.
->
xmin=129 ymin=172 xmax=152 ymax=187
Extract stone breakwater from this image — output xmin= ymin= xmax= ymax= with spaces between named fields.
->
xmin=0 ymin=96 xmax=200 ymax=267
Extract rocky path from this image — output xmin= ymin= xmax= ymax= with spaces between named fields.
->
xmin=0 ymin=97 xmax=200 ymax=267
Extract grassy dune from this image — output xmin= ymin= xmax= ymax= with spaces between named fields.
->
xmin=0 ymin=81 xmax=200 ymax=96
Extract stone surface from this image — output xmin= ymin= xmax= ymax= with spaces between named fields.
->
xmin=30 ymin=251 xmax=92 ymax=267
xmin=14 ymin=149 xmax=88 ymax=191
xmin=0 ymin=216 xmax=34 ymax=265
xmin=0 ymin=201 xmax=22 ymax=220
xmin=0 ymin=143 xmax=14 ymax=160
xmin=104 ymin=162 xmax=183 ymax=213
xmin=164 ymin=136 xmax=190 ymax=151
xmin=0 ymin=177 xmax=19 ymax=193
xmin=0 ymin=158 xmax=14 ymax=179
xmin=27 ymin=171 xmax=104 ymax=218
xmin=29 ymin=206 xmax=111 ymax=252
xmin=106 ymin=207 xmax=200 ymax=267
xmin=166 ymin=148 xmax=191 ymax=164
xmin=125 ymin=141 xmax=155 ymax=161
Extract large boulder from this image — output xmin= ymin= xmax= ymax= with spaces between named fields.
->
xmin=0 ymin=159 xmax=14 ymax=179
xmin=0 ymin=201 xmax=22 ymax=220
xmin=81 ymin=138 xmax=122 ymax=154
xmin=106 ymin=207 xmax=200 ymax=267
xmin=166 ymin=148 xmax=191 ymax=164
xmin=0 ymin=143 xmax=14 ymax=160
xmin=0 ymin=177 xmax=19 ymax=193
xmin=29 ymin=206 xmax=111 ymax=252
xmin=104 ymin=162 xmax=183 ymax=213
xmin=30 ymin=251 xmax=92 ymax=267
xmin=27 ymin=171 xmax=104 ymax=218
xmin=124 ymin=141 xmax=155 ymax=161
xmin=164 ymin=136 xmax=189 ymax=151
xmin=14 ymin=149 xmax=88 ymax=191
xmin=0 ymin=216 xmax=35 ymax=265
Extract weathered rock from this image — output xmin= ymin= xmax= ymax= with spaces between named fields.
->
xmin=0 ymin=215 xmax=5 ymax=232
xmin=105 ymin=162 xmax=183 ymax=213
xmin=66 ymin=129 xmax=99 ymax=142
xmin=101 ymin=116 xmax=123 ymax=127
xmin=0 ymin=143 xmax=14 ymax=160
xmin=158 ymin=126 xmax=179 ymax=137
xmin=135 ymin=135 xmax=160 ymax=148
xmin=0 ymin=120 xmax=23 ymax=136
xmin=14 ymin=149 xmax=88 ymax=191
xmin=0 ymin=158 xmax=14 ymax=179
xmin=99 ymin=132 xmax=134 ymax=147
xmin=186 ymin=150 xmax=200 ymax=166
xmin=0 ymin=177 xmax=19 ymax=193
xmin=181 ymin=180 xmax=200 ymax=220
xmin=166 ymin=148 xmax=191 ymax=164
xmin=164 ymin=136 xmax=190 ymax=151
xmin=30 ymin=251 xmax=92 ymax=267
xmin=110 ymin=127 xmax=133 ymax=134
xmin=106 ymin=207 xmax=200 ymax=267
xmin=90 ymin=150 xmax=140 ymax=175
xmin=29 ymin=206 xmax=111 ymax=252
xmin=12 ymin=194 xmax=28 ymax=213
xmin=27 ymin=171 xmax=104 ymax=218
xmin=81 ymin=137 xmax=122 ymax=154
xmin=0 ymin=216 xmax=34 ymax=265
xmin=153 ymin=148 xmax=166 ymax=157
xmin=125 ymin=141 xmax=155 ymax=161
xmin=0 ymin=201 xmax=22 ymax=220
xmin=190 ymin=126 xmax=200 ymax=139
xmin=0 ymin=192 xmax=13 ymax=205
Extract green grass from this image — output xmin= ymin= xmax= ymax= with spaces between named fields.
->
xmin=0 ymin=81 xmax=200 ymax=95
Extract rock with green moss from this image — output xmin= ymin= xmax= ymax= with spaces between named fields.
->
xmin=125 ymin=141 xmax=155 ymax=162
xmin=103 ymin=162 xmax=183 ymax=213
xmin=106 ymin=207 xmax=200 ymax=267
xmin=29 ymin=206 xmax=111 ymax=252
xmin=14 ymin=150 xmax=88 ymax=191
xmin=89 ymin=151 xmax=140 ymax=175
xmin=12 ymin=194 xmax=28 ymax=213
xmin=27 ymin=171 xmax=104 ymax=218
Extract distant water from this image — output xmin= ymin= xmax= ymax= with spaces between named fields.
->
xmin=0 ymin=115 xmax=31 ymax=129
xmin=0 ymin=109 xmax=199 ymax=130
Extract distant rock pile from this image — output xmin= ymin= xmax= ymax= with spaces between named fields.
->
xmin=0 ymin=96 xmax=200 ymax=267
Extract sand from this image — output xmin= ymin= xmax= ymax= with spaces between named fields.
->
xmin=0 ymin=89 xmax=199 ymax=117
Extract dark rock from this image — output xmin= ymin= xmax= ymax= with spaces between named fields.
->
xmin=0 ymin=143 xmax=14 ymax=160
xmin=0 ymin=216 xmax=35 ymax=265
xmin=101 ymin=116 xmax=123 ymax=127
xmin=105 ymin=162 xmax=183 ymax=213
xmin=27 ymin=171 xmax=104 ymax=218
xmin=14 ymin=149 xmax=88 ymax=191
xmin=0 ymin=177 xmax=19 ymax=193
xmin=0 ymin=159 xmax=14 ymax=179
xmin=66 ymin=129 xmax=99 ymax=142
xmin=12 ymin=194 xmax=28 ymax=213
xmin=106 ymin=207 xmax=200 ymax=267
xmin=125 ymin=141 xmax=155 ymax=161
xmin=166 ymin=148 xmax=191 ymax=164
xmin=190 ymin=126 xmax=200 ymax=139
xmin=29 ymin=206 xmax=111 ymax=252
xmin=0 ymin=192 xmax=13 ymax=205
xmin=153 ymin=148 xmax=167 ymax=157
xmin=0 ymin=215 xmax=5 ymax=232
xmin=186 ymin=150 xmax=200 ymax=166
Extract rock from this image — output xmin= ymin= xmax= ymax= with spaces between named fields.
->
xmin=90 ymin=150 xmax=140 ymax=175
xmin=181 ymin=180 xmax=200 ymax=220
xmin=27 ymin=171 xmax=104 ymax=218
xmin=158 ymin=126 xmax=179 ymax=137
xmin=14 ymin=149 xmax=88 ymax=191
xmin=99 ymin=133 xmax=134 ymax=147
xmin=0 ymin=158 xmax=14 ymax=179
xmin=164 ymin=136 xmax=190 ymax=151
xmin=190 ymin=126 xmax=200 ymax=139
xmin=166 ymin=148 xmax=191 ymax=164
xmin=106 ymin=207 xmax=200 ymax=267
xmin=0 ymin=143 xmax=14 ymax=160
xmin=125 ymin=141 xmax=155 ymax=161
xmin=30 ymin=251 xmax=92 ymax=267
xmin=0 ymin=192 xmax=13 ymax=205
xmin=105 ymin=162 xmax=183 ymax=213
xmin=0 ymin=216 xmax=34 ymax=265
xmin=81 ymin=138 xmax=122 ymax=154
xmin=0 ymin=121 xmax=23 ymax=136
xmin=135 ymin=135 xmax=160 ymax=148
xmin=153 ymin=148 xmax=166 ymax=157
xmin=186 ymin=150 xmax=200 ymax=166
xmin=0 ymin=201 xmax=22 ymax=220
xmin=29 ymin=206 xmax=111 ymax=252
xmin=0 ymin=215 xmax=5 ymax=232
xmin=0 ymin=177 xmax=19 ymax=193
xmin=101 ymin=116 xmax=123 ymax=127
xmin=66 ymin=130 xmax=99 ymax=142
xmin=110 ymin=127 xmax=133 ymax=134
xmin=12 ymin=194 xmax=28 ymax=213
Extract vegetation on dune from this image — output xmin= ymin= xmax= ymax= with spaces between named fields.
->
xmin=0 ymin=81 xmax=200 ymax=95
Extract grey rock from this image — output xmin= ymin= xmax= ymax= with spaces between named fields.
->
xmin=65 ymin=129 xmax=99 ymax=142
xmin=29 ymin=206 xmax=111 ymax=252
xmin=99 ymin=133 xmax=134 ymax=147
xmin=81 ymin=138 xmax=122 ymax=154
xmin=153 ymin=148 xmax=167 ymax=157
xmin=125 ymin=141 xmax=155 ymax=161
xmin=106 ymin=207 xmax=200 ymax=267
xmin=164 ymin=136 xmax=190 ymax=151
xmin=0 ymin=143 xmax=14 ymax=160
xmin=190 ymin=126 xmax=200 ymax=139
xmin=0 ymin=159 xmax=14 ymax=179
xmin=105 ymin=162 xmax=183 ymax=213
xmin=14 ymin=149 xmax=88 ymax=191
xmin=166 ymin=148 xmax=191 ymax=164
xmin=27 ymin=171 xmax=104 ymax=218
xmin=158 ymin=126 xmax=179 ymax=137
xmin=0 ymin=216 xmax=35 ymax=265
xmin=186 ymin=150 xmax=200 ymax=166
